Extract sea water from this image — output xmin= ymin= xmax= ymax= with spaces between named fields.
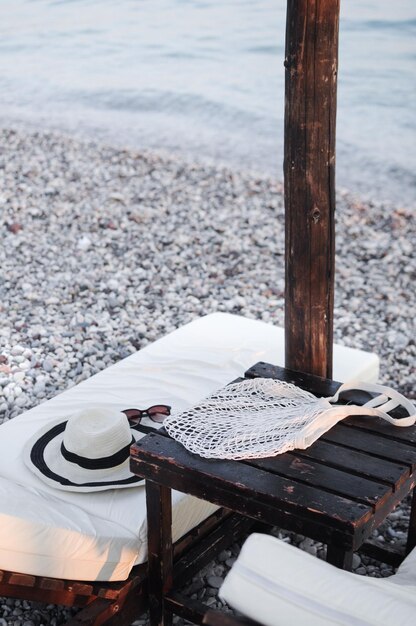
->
xmin=0 ymin=0 xmax=414 ymax=205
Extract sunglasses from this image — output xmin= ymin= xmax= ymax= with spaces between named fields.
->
xmin=122 ymin=405 xmax=171 ymax=426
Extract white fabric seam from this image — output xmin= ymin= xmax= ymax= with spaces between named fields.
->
xmin=227 ymin=561 xmax=374 ymax=626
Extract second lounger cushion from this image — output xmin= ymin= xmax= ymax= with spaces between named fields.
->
xmin=219 ymin=533 xmax=416 ymax=626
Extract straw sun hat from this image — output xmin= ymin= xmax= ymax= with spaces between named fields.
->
xmin=23 ymin=407 xmax=145 ymax=492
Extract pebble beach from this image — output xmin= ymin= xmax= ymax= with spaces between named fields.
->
xmin=0 ymin=127 xmax=415 ymax=624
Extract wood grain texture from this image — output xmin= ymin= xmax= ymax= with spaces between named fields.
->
xmin=284 ymin=0 xmax=340 ymax=378
xmin=131 ymin=433 xmax=373 ymax=541
xmin=245 ymin=362 xmax=340 ymax=397
xmin=146 ymin=481 xmax=173 ymax=626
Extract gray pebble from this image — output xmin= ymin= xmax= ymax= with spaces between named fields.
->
xmin=207 ymin=576 xmax=224 ymax=589
xmin=218 ymin=550 xmax=231 ymax=562
xmin=42 ymin=359 xmax=53 ymax=373
xmin=107 ymin=296 xmax=119 ymax=309
xmin=299 ymin=538 xmax=317 ymax=556
xmin=33 ymin=381 xmax=45 ymax=394
xmin=15 ymin=394 xmax=29 ymax=408
xmin=77 ymin=236 xmax=92 ymax=251
xmin=10 ymin=346 xmax=25 ymax=357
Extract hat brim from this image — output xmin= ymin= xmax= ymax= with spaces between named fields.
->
xmin=23 ymin=419 xmax=144 ymax=492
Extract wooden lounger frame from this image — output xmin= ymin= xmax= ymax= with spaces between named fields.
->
xmin=0 ymin=509 xmax=255 ymax=626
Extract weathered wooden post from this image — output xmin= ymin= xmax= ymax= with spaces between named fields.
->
xmin=284 ymin=0 xmax=340 ymax=378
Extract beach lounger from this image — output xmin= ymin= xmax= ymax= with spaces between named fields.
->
xmin=204 ymin=533 xmax=416 ymax=626
xmin=0 ymin=314 xmax=378 ymax=623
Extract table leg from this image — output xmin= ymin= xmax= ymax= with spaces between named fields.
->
xmin=326 ymin=544 xmax=353 ymax=571
xmin=146 ymin=480 xmax=173 ymax=626
xmin=406 ymin=486 xmax=416 ymax=555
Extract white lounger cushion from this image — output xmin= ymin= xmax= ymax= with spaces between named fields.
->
xmin=0 ymin=314 xmax=379 ymax=582
xmin=219 ymin=533 xmax=416 ymax=626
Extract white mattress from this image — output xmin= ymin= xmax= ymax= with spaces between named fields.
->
xmin=219 ymin=533 xmax=416 ymax=626
xmin=0 ymin=313 xmax=379 ymax=582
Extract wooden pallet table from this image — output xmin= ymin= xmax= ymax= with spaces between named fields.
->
xmin=130 ymin=363 xmax=416 ymax=626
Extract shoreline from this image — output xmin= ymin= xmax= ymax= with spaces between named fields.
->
xmin=0 ymin=125 xmax=414 ymax=624
xmin=2 ymin=116 xmax=415 ymax=211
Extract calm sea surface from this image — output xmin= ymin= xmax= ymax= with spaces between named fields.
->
xmin=0 ymin=0 xmax=415 ymax=205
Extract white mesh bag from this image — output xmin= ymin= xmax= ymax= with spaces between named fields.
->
xmin=164 ymin=378 xmax=416 ymax=460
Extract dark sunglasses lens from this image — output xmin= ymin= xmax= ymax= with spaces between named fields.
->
xmin=147 ymin=405 xmax=171 ymax=422
xmin=147 ymin=405 xmax=171 ymax=415
xmin=123 ymin=409 xmax=143 ymax=421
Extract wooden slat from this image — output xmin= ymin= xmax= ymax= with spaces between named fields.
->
xmin=38 ymin=576 xmax=66 ymax=591
xmin=247 ymin=454 xmax=391 ymax=509
xmin=72 ymin=583 xmax=97 ymax=596
xmin=169 ymin=594 xmax=261 ymax=626
xmin=65 ymin=598 xmax=116 ymax=626
xmin=297 ymin=440 xmax=410 ymax=488
xmin=7 ymin=572 xmax=37 ymax=587
xmin=174 ymin=514 xmax=254 ymax=588
xmin=375 ymin=474 xmax=416 ymax=529
xmin=245 ymin=362 xmax=340 ymax=397
xmin=165 ymin=591 xmax=206 ymax=625
xmin=323 ymin=424 xmax=416 ymax=470
xmin=131 ymin=434 xmax=372 ymax=535
xmin=345 ymin=416 xmax=416 ymax=445
xmin=0 ymin=566 xmax=146 ymax=602
xmin=359 ymin=540 xmax=404 ymax=568
xmin=0 ymin=582 xmax=93 ymax=608
xmin=172 ymin=508 xmax=231 ymax=559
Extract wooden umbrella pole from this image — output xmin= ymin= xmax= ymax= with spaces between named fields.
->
xmin=284 ymin=0 xmax=340 ymax=378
